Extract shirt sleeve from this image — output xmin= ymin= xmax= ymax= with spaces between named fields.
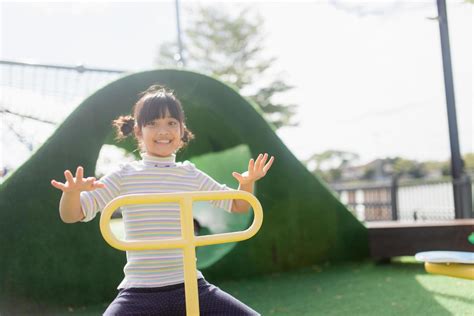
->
xmin=79 ymin=168 xmax=122 ymax=222
xmin=196 ymin=169 xmax=234 ymax=213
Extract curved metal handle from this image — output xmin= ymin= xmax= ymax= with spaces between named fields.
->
xmin=100 ymin=190 xmax=263 ymax=251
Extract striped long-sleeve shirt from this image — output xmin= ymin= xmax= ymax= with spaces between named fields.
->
xmin=80 ymin=153 xmax=233 ymax=289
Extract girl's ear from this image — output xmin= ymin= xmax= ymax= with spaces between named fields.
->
xmin=134 ymin=125 xmax=142 ymax=138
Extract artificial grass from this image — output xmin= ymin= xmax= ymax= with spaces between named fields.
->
xmin=5 ymin=259 xmax=472 ymax=315
xmin=219 ymin=260 xmax=473 ymax=315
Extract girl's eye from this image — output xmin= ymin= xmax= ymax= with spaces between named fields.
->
xmin=169 ymin=121 xmax=178 ymax=126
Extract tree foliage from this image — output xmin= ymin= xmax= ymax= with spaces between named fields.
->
xmin=304 ymin=150 xmax=359 ymax=182
xmin=304 ymin=149 xmax=474 ymax=184
xmin=156 ymin=6 xmax=297 ymax=129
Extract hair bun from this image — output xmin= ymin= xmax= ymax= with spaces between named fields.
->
xmin=121 ymin=118 xmax=135 ymax=136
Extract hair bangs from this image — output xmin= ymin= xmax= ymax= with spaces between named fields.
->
xmin=137 ymin=94 xmax=183 ymax=127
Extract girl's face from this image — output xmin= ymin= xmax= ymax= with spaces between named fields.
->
xmin=135 ymin=110 xmax=183 ymax=157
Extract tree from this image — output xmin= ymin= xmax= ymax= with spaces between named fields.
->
xmin=305 ymin=150 xmax=359 ymax=171
xmin=463 ymin=153 xmax=474 ymax=173
xmin=156 ymin=6 xmax=297 ymax=129
xmin=360 ymin=157 xmax=426 ymax=180
xmin=304 ymin=150 xmax=359 ymax=182
xmin=392 ymin=158 xmax=425 ymax=178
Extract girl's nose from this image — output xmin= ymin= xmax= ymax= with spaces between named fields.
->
xmin=156 ymin=126 xmax=170 ymax=135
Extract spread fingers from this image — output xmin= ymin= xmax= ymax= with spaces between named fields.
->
xmin=64 ymin=170 xmax=74 ymax=184
xmin=76 ymin=166 xmax=84 ymax=182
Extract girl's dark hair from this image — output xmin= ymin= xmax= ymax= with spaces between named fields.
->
xmin=113 ymin=84 xmax=194 ymax=147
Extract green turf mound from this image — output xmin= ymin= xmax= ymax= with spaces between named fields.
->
xmin=0 ymin=69 xmax=368 ymax=305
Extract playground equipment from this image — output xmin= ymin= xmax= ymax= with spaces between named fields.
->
xmin=0 ymin=69 xmax=367 ymax=304
xmin=415 ymin=251 xmax=474 ymax=280
xmin=100 ymin=190 xmax=263 ymax=315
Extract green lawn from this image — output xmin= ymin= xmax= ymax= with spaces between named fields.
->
xmin=220 ymin=260 xmax=473 ymax=316
xmin=6 ymin=260 xmax=473 ymax=315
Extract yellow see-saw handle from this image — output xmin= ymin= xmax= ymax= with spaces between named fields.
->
xmin=99 ymin=190 xmax=263 ymax=316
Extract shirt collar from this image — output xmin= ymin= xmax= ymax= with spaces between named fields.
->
xmin=141 ymin=153 xmax=177 ymax=166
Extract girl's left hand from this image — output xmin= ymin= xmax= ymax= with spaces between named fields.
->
xmin=232 ymin=153 xmax=275 ymax=185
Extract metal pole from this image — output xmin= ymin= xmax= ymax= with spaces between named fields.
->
xmin=390 ymin=176 xmax=399 ymax=221
xmin=436 ymin=0 xmax=466 ymax=218
xmin=175 ymin=0 xmax=185 ymax=67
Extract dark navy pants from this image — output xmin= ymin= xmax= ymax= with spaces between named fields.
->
xmin=103 ymin=278 xmax=260 ymax=315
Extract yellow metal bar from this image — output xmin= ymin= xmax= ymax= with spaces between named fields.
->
xmin=181 ymin=196 xmax=200 ymax=315
xmin=99 ymin=190 xmax=263 ymax=316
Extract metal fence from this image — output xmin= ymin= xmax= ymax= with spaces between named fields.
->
xmin=334 ymin=176 xmax=473 ymax=222
xmin=0 ymin=60 xmax=126 ymax=175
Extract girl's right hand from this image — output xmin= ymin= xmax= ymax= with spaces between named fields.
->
xmin=51 ymin=166 xmax=105 ymax=193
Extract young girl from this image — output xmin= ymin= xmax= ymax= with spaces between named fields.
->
xmin=51 ymin=84 xmax=274 ymax=315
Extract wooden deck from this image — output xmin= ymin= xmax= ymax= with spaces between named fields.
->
xmin=365 ymin=219 xmax=474 ymax=260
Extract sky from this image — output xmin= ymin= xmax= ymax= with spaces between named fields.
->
xmin=0 ymin=0 xmax=472 ymax=170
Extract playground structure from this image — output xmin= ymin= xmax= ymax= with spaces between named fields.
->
xmin=415 ymin=251 xmax=474 ymax=280
xmin=1 ymin=67 xmax=468 ymax=311
xmin=366 ymin=219 xmax=474 ymax=260
xmin=100 ymin=190 xmax=264 ymax=315
xmin=0 ymin=72 xmax=471 ymax=314
xmin=0 ymin=69 xmax=367 ymax=305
